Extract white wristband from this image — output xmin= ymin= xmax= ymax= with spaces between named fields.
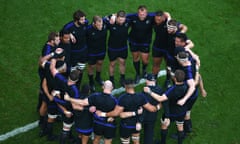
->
xmin=132 ymin=112 xmax=136 ymax=116
xmin=50 ymin=52 xmax=54 ymax=57
xmin=101 ymin=112 xmax=106 ymax=117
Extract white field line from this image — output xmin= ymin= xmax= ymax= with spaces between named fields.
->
xmin=0 ymin=70 xmax=166 ymax=142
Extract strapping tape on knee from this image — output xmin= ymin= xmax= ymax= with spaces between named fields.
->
xmin=63 ymin=122 xmax=73 ymax=131
xmin=120 ymin=137 xmax=130 ymax=144
xmin=131 ymin=135 xmax=140 ymax=141
xmin=48 ymin=114 xmax=57 ymax=119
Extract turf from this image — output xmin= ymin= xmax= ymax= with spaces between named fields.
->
xmin=0 ymin=0 xmax=240 ymax=143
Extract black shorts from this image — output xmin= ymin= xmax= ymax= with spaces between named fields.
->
xmin=71 ymin=49 xmax=88 ymax=65
xmin=119 ymin=122 xmax=140 ymax=138
xmin=162 ymin=113 xmax=184 ymax=124
xmin=74 ymin=111 xmax=93 ymax=135
xmin=108 ymin=47 xmax=128 ymax=61
xmin=129 ymin=43 xmax=150 ymax=53
xmin=93 ymin=120 xmax=116 ymax=139
xmin=152 ymin=46 xmax=169 ymax=58
xmin=88 ymin=53 xmax=106 ymax=65
xmin=47 ymin=101 xmax=58 ymax=115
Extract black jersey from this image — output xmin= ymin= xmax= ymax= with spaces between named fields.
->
xmin=39 ymin=44 xmax=56 ymax=81
xmin=43 ymin=62 xmax=58 ymax=92
xmin=142 ymin=85 xmax=164 ymax=122
xmin=127 ymin=13 xmax=154 ymax=45
xmin=105 ymin=19 xmax=130 ymax=49
xmin=153 ymin=19 xmax=168 ymax=49
xmin=88 ymin=92 xmax=117 ymax=127
xmin=41 ymin=43 xmax=55 ymax=56
xmin=58 ymin=42 xmax=71 ymax=70
xmin=118 ymin=92 xmax=148 ymax=127
xmin=62 ymin=21 xmax=88 ymax=51
xmin=86 ymin=23 xmax=108 ymax=56
xmin=164 ymin=83 xmax=188 ymax=117
xmin=74 ymin=93 xmax=93 ymax=133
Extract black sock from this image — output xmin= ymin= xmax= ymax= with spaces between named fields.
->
xmin=178 ymin=130 xmax=184 ymax=144
xmin=133 ymin=61 xmax=140 ymax=75
xmin=120 ymin=74 xmax=125 ymax=80
xmin=96 ymin=71 xmax=101 ymax=80
xmin=142 ymin=63 xmax=148 ymax=74
xmin=46 ymin=122 xmax=54 ymax=138
xmin=184 ymin=119 xmax=192 ymax=133
xmin=110 ymin=76 xmax=114 ymax=82
xmin=88 ymin=74 xmax=94 ymax=85
xmin=76 ymin=73 xmax=83 ymax=88
xmin=39 ymin=116 xmax=45 ymax=126
xmin=160 ymin=129 xmax=168 ymax=144
xmin=60 ymin=130 xmax=69 ymax=144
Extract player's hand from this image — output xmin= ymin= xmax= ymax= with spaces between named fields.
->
xmin=49 ymin=95 xmax=54 ymax=101
xmin=107 ymin=117 xmax=114 ymax=122
xmin=89 ymin=106 xmax=96 ymax=113
xmin=64 ymin=111 xmax=73 ymax=118
xmin=70 ymin=33 xmax=76 ymax=44
xmin=137 ymin=107 xmax=143 ymax=115
xmin=64 ymin=94 xmax=70 ymax=101
xmin=161 ymin=118 xmax=170 ymax=127
xmin=177 ymin=98 xmax=186 ymax=106
xmin=95 ymin=110 xmax=103 ymax=117
xmin=109 ymin=14 xmax=116 ymax=24
xmin=143 ymin=87 xmax=150 ymax=93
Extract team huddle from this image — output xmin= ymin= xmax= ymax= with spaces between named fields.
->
xmin=37 ymin=5 xmax=207 ymax=144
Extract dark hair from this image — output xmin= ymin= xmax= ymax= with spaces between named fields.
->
xmin=124 ymin=78 xmax=135 ymax=88
xmin=167 ymin=19 xmax=177 ymax=27
xmin=55 ymin=60 xmax=65 ymax=69
xmin=174 ymin=69 xmax=185 ymax=82
xmin=176 ymin=33 xmax=187 ymax=42
xmin=178 ymin=51 xmax=188 ymax=59
xmin=48 ymin=32 xmax=59 ymax=42
xmin=117 ymin=10 xmax=126 ymax=17
xmin=138 ymin=5 xmax=147 ymax=11
xmin=155 ymin=10 xmax=164 ymax=16
xmin=60 ymin=29 xmax=70 ymax=37
xmin=69 ymin=70 xmax=79 ymax=82
xmin=73 ymin=10 xmax=86 ymax=21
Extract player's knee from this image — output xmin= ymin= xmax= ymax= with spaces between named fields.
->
xmin=48 ymin=113 xmax=57 ymax=119
xmin=63 ymin=122 xmax=73 ymax=131
xmin=120 ymin=137 xmax=130 ymax=144
xmin=131 ymin=135 xmax=140 ymax=142
xmin=161 ymin=118 xmax=170 ymax=127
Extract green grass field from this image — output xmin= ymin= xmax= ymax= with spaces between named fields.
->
xmin=0 ymin=0 xmax=240 ymax=143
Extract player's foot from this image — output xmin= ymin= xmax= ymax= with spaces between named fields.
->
xmin=47 ymin=135 xmax=59 ymax=141
xmin=95 ymin=77 xmax=104 ymax=86
xmin=142 ymin=71 xmax=147 ymax=78
xmin=135 ymin=75 xmax=141 ymax=84
xmin=170 ymin=133 xmax=186 ymax=140
xmin=89 ymin=83 xmax=96 ymax=93
xmin=119 ymin=78 xmax=125 ymax=87
xmin=39 ymin=129 xmax=47 ymax=137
